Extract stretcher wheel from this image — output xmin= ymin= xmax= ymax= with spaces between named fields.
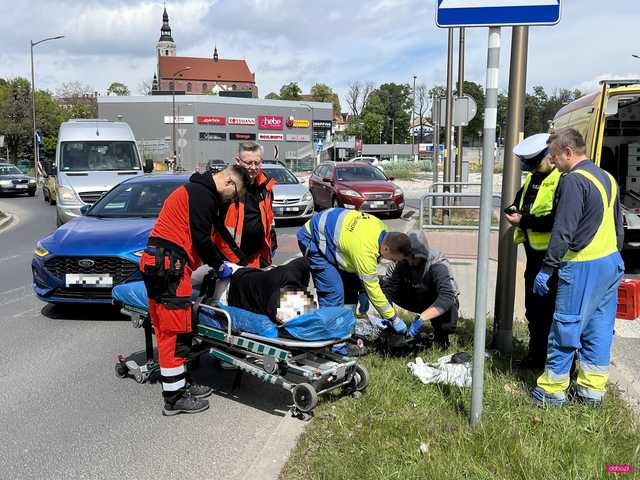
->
xmin=292 ymin=383 xmax=318 ymax=413
xmin=353 ymin=365 xmax=370 ymax=392
xmin=115 ymin=363 xmax=128 ymax=379
xmin=134 ymin=372 xmax=146 ymax=384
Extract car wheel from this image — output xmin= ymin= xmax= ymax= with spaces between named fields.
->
xmin=28 ymin=190 xmax=36 ymax=197
xmin=389 ymin=209 xmax=403 ymax=219
xmin=43 ymin=189 xmax=48 ymax=202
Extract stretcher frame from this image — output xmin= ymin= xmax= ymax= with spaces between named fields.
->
xmin=115 ymin=298 xmax=369 ymax=418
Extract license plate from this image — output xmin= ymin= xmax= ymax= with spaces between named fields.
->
xmin=274 ymin=207 xmax=283 ymax=215
xmin=284 ymin=206 xmax=300 ymax=212
xmin=370 ymin=201 xmax=385 ymax=208
xmin=15 ymin=184 xmax=27 ymax=189
xmin=65 ymin=274 xmax=113 ymax=287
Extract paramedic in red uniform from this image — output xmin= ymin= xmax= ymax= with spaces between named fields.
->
xmin=213 ymin=142 xmax=277 ymax=267
xmin=140 ymin=165 xmax=249 ymax=416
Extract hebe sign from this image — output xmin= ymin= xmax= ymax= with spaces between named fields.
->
xmin=197 ymin=116 xmax=226 ymax=125
xmin=258 ymin=115 xmax=283 ymax=130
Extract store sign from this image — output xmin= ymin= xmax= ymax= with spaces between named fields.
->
xmin=258 ymin=133 xmax=284 ymax=141
xmin=286 ymin=134 xmax=311 ymax=142
xmin=228 ymin=116 xmax=256 ymax=126
xmin=163 ymin=115 xmax=194 ymax=124
xmin=199 ymin=132 xmax=226 ymax=141
xmin=312 ymin=120 xmax=332 ymax=129
xmin=229 ymin=132 xmax=257 ymax=141
xmin=258 ymin=115 xmax=284 ymax=130
xmin=286 ymin=118 xmax=310 ymax=128
xmin=197 ymin=115 xmax=226 ymax=125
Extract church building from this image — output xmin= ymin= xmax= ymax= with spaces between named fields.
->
xmin=152 ymin=8 xmax=258 ymax=97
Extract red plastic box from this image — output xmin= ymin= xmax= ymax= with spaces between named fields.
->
xmin=617 ymin=279 xmax=640 ymax=320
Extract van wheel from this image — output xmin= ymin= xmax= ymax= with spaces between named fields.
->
xmin=43 ymin=190 xmax=48 ymax=202
xmin=56 ymin=211 xmax=63 ymax=227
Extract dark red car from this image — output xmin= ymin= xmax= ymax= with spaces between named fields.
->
xmin=309 ymin=162 xmax=404 ymax=217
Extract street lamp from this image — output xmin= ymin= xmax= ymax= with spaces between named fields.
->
xmin=411 ymin=75 xmax=417 ymax=161
xmin=31 ymin=35 xmax=64 ymax=188
xmin=300 ymin=103 xmax=315 ymax=168
xmin=388 ymin=116 xmax=395 ymax=161
xmin=171 ymin=66 xmax=192 ymax=170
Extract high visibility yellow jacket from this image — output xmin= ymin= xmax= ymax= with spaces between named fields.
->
xmin=305 ymin=209 xmax=396 ymax=319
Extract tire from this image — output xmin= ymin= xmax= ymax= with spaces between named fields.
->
xmin=115 ymin=363 xmax=128 ymax=378
xmin=389 ymin=209 xmax=403 ymax=219
xmin=43 ymin=189 xmax=49 ymax=202
xmin=28 ymin=190 xmax=35 ymax=197
xmin=292 ymin=383 xmax=318 ymax=413
xmin=353 ymin=364 xmax=370 ymax=392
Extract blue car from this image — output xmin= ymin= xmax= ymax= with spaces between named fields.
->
xmin=32 ymin=174 xmax=188 ymax=304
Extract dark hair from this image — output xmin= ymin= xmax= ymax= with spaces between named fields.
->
xmin=224 ymin=164 xmax=251 ymax=190
xmin=384 ymin=232 xmax=412 ymax=257
xmin=548 ymin=128 xmax=587 ymax=155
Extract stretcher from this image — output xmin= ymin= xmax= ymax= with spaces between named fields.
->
xmin=112 ymin=281 xmax=369 ymax=418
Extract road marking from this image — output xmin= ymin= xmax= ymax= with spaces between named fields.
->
xmin=0 ymin=285 xmax=33 ymax=307
xmin=0 ymin=254 xmax=22 ymax=263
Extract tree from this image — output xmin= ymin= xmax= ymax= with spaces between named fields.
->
xmin=413 ymin=83 xmax=430 ymax=143
xmin=138 ymin=80 xmax=152 ymax=96
xmin=107 ymin=82 xmax=130 ymax=96
xmin=345 ymin=81 xmax=374 ymax=117
xmin=373 ymin=83 xmax=412 ymax=144
xmin=459 ymin=80 xmax=485 ymax=146
xmin=264 ymin=92 xmax=280 ymax=100
xmin=310 ymin=83 xmax=341 ymax=115
xmin=278 ymin=82 xmax=302 ymax=100
xmin=55 ymin=81 xmax=97 ymax=119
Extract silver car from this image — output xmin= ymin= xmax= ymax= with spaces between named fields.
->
xmin=261 ymin=163 xmax=314 ymax=223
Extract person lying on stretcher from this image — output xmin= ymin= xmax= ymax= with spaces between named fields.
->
xmin=198 ymin=256 xmax=317 ymax=325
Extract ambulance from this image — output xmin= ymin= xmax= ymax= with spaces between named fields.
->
xmin=552 ymin=79 xmax=640 ymax=253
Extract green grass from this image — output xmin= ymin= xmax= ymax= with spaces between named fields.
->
xmin=280 ymin=324 xmax=640 ymax=480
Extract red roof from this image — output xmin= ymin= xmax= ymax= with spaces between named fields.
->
xmin=159 ymin=56 xmax=255 ymax=83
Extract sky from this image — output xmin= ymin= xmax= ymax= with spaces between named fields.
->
xmin=2 ymin=0 xmax=639 ymax=111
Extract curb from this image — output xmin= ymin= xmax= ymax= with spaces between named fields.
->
xmin=0 ymin=213 xmax=14 ymax=233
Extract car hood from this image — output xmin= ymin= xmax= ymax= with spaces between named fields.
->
xmin=58 ymin=171 xmax=141 ymax=193
xmin=273 ymin=182 xmax=310 ymax=200
xmin=0 ymin=174 xmax=31 ymax=181
xmin=41 ymin=216 xmax=154 ymax=257
xmin=335 ymin=180 xmax=399 ymax=193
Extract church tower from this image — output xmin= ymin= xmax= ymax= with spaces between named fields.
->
xmin=156 ymin=7 xmax=176 ymax=59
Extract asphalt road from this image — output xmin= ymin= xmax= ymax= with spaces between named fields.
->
xmin=0 ymin=192 xmax=416 ymax=480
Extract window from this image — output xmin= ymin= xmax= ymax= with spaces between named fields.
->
xmin=336 ymin=166 xmax=387 ymax=182
xmin=202 ymin=83 xmax=208 ymax=92
xmin=186 ymin=82 xmax=192 ymax=93
xmin=169 ymin=82 xmax=174 ymax=91
xmin=88 ymin=181 xmax=182 ymax=218
xmin=165 ymin=49 xmax=169 ymax=55
xmin=60 ymin=141 xmax=140 ymax=172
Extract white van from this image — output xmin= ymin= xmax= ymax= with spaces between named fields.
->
xmin=53 ymin=119 xmax=152 ymax=225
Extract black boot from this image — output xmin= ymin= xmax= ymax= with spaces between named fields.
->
xmin=163 ymin=393 xmax=209 ymax=416
xmin=188 ymin=383 xmax=213 ymax=399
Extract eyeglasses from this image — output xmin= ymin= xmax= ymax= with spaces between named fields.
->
xmin=238 ymin=158 xmax=262 ymax=167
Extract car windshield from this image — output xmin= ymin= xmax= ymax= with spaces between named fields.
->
xmin=61 ymin=141 xmax=140 ymax=172
xmin=87 ymin=180 xmax=183 ymax=218
xmin=0 ymin=165 xmax=23 ymax=175
xmin=336 ymin=166 xmax=387 ymax=182
xmin=263 ymin=167 xmax=299 ymax=185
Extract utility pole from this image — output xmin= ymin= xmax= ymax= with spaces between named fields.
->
xmin=432 ymin=95 xmax=440 ymax=184
xmin=493 ymin=26 xmax=529 ymax=354
xmin=412 ymin=75 xmax=417 ymax=161
xmin=171 ymin=66 xmax=192 ymax=171
xmin=455 ymin=28 xmax=465 ymax=194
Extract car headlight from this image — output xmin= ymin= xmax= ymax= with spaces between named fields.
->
xmin=58 ymin=185 xmax=82 ymax=205
xmin=34 ymin=242 xmax=49 ymax=257
xmin=339 ymin=189 xmax=362 ymax=198
xmin=302 ymin=192 xmax=312 ymax=202
xmin=29 ymin=179 xmax=36 ymax=184
xmin=133 ymin=249 xmax=145 ymax=257
xmin=394 ymin=188 xmax=403 ymax=196
xmin=0 ymin=180 xmax=11 ymax=187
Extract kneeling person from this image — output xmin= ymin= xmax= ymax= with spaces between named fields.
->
xmin=381 ymin=230 xmax=459 ymax=348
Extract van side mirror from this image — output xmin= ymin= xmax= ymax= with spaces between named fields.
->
xmin=143 ymin=158 xmax=154 ymax=173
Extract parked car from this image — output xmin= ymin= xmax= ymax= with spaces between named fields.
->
xmin=309 ymin=162 xmax=404 ymax=218
xmin=348 ymin=156 xmax=378 ymax=164
xmin=208 ymin=159 xmax=227 ymax=173
xmin=0 ymin=163 xmax=36 ymax=196
xmin=261 ymin=163 xmax=314 ymax=223
xmin=32 ymin=174 xmax=187 ymax=304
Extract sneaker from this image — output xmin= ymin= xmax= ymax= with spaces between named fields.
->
xmin=188 ymin=383 xmax=213 ymax=399
xmin=162 ymin=393 xmax=210 ymax=416
xmin=575 ymin=395 xmax=602 ymax=408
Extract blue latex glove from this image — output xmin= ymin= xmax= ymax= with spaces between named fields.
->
xmin=407 ymin=318 xmax=424 ymax=338
xmin=533 ymin=271 xmax=550 ymax=296
xmin=218 ymin=263 xmax=233 ymax=280
xmin=382 ymin=315 xmax=407 ymax=335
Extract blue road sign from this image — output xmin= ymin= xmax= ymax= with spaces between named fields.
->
xmin=315 ymin=138 xmax=324 ymax=152
xmin=35 ymin=130 xmax=42 ymax=145
xmin=436 ymin=0 xmax=561 ymax=28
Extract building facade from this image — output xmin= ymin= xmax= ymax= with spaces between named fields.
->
xmin=97 ymin=95 xmax=333 ymax=172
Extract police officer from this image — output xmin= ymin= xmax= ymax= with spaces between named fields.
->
xmin=140 ymin=165 xmax=249 ymax=416
xmin=505 ymin=133 xmax=561 ymax=369
xmin=531 ymin=128 xmax=624 ymax=406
